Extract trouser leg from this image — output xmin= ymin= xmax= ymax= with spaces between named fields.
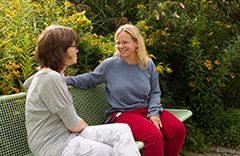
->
xmin=61 ymin=134 xmax=113 ymax=156
xmin=79 ymin=123 xmax=140 ymax=156
xmin=113 ymin=108 xmax=164 ymax=156
xmin=113 ymin=107 xmax=186 ymax=156
xmin=160 ymin=110 xmax=186 ymax=156
xmin=62 ymin=123 xmax=140 ymax=156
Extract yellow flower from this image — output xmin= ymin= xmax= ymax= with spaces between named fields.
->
xmin=198 ymin=59 xmax=202 ymax=64
xmin=21 ymin=27 xmax=25 ymax=31
xmin=204 ymin=60 xmax=213 ymax=70
xmin=214 ymin=46 xmax=220 ymax=50
xmin=90 ymin=26 xmax=93 ymax=31
xmin=32 ymin=38 xmax=37 ymax=43
xmin=162 ymin=31 xmax=166 ymax=36
xmin=225 ymin=24 xmax=231 ymax=28
xmin=209 ymin=32 xmax=213 ymax=36
xmin=147 ymin=54 xmax=157 ymax=60
xmin=214 ymin=60 xmax=219 ymax=65
xmin=214 ymin=21 xmax=221 ymax=25
xmin=206 ymin=77 xmax=210 ymax=81
xmin=230 ymin=73 xmax=235 ymax=79
xmin=189 ymin=82 xmax=195 ymax=87
xmin=156 ymin=65 xmax=164 ymax=73
xmin=219 ymin=84 xmax=225 ymax=88
xmin=192 ymin=42 xmax=201 ymax=48
xmin=6 ymin=9 xmax=12 ymax=16
xmin=64 ymin=1 xmax=71 ymax=7
xmin=62 ymin=19 xmax=68 ymax=25
xmin=72 ymin=26 xmax=77 ymax=29
xmin=167 ymin=67 xmax=172 ymax=73
xmin=137 ymin=4 xmax=145 ymax=9
xmin=17 ymin=48 xmax=23 ymax=53
xmin=162 ymin=42 xmax=167 ymax=45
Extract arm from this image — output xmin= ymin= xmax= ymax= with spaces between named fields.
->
xmin=40 ymin=72 xmax=88 ymax=132
xmin=69 ymin=118 xmax=88 ymax=132
xmin=65 ymin=61 xmax=107 ymax=88
xmin=147 ymin=60 xmax=163 ymax=128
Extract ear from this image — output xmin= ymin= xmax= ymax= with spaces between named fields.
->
xmin=135 ymin=41 xmax=139 ymax=48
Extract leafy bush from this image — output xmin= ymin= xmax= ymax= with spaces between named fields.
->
xmin=133 ymin=0 xmax=240 ymax=151
xmin=1 ymin=0 xmax=239 ymax=152
xmin=0 ymin=0 xmax=114 ymax=95
xmin=69 ymin=0 xmax=153 ymax=35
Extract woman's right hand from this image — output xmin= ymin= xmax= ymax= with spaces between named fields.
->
xmin=70 ymin=118 xmax=88 ymax=132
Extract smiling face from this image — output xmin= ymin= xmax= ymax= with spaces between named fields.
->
xmin=116 ymin=31 xmax=139 ymax=64
xmin=65 ymin=42 xmax=78 ymax=66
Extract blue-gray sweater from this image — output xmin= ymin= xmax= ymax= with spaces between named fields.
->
xmin=66 ymin=56 xmax=163 ymax=118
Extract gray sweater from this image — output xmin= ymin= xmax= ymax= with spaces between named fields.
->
xmin=66 ymin=56 xmax=163 ymax=118
xmin=24 ymin=70 xmax=80 ymax=156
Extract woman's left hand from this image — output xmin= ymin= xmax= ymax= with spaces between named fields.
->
xmin=149 ymin=116 xmax=162 ymax=129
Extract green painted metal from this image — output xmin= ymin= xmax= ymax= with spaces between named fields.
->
xmin=0 ymin=84 xmax=192 ymax=155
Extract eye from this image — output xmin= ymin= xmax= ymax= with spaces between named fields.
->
xmin=123 ymin=41 xmax=129 ymax=45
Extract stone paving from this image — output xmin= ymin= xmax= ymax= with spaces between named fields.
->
xmin=183 ymin=147 xmax=240 ymax=156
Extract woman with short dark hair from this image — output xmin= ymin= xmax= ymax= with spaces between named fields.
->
xmin=24 ymin=25 xmax=140 ymax=156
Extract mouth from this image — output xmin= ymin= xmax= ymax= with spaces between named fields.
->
xmin=120 ymin=50 xmax=127 ymax=54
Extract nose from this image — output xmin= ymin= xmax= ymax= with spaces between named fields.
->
xmin=117 ymin=44 xmax=124 ymax=49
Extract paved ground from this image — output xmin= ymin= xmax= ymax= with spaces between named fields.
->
xmin=182 ymin=147 xmax=240 ymax=156
xmin=184 ymin=152 xmax=240 ymax=156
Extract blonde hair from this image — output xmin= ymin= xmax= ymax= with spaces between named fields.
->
xmin=113 ymin=24 xmax=148 ymax=70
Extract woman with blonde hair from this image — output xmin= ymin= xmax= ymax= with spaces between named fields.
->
xmin=66 ymin=24 xmax=186 ymax=156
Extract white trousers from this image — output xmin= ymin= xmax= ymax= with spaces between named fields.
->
xmin=61 ymin=123 xmax=141 ymax=156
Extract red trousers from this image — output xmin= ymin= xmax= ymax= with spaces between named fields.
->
xmin=112 ymin=107 xmax=186 ymax=156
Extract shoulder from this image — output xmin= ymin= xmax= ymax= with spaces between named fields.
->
xmin=36 ymin=70 xmax=65 ymax=88
xmin=40 ymin=70 xmax=63 ymax=82
xmin=147 ymin=58 xmax=156 ymax=69
xmin=99 ymin=56 xmax=121 ymax=67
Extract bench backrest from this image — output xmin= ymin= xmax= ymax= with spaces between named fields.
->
xmin=0 ymin=84 xmax=109 ymax=155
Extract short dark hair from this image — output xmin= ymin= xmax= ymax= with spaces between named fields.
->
xmin=35 ymin=25 xmax=78 ymax=72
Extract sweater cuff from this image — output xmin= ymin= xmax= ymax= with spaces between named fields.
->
xmin=147 ymin=109 xmax=160 ymax=118
xmin=147 ymin=107 xmax=163 ymax=118
xmin=65 ymin=76 xmax=73 ymax=85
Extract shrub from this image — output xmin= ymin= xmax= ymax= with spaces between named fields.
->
xmin=0 ymin=0 xmax=113 ymax=95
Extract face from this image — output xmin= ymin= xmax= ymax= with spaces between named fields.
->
xmin=65 ymin=42 xmax=78 ymax=66
xmin=116 ymin=31 xmax=138 ymax=61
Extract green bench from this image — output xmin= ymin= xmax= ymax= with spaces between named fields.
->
xmin=0 ymin=84 xmax=192 ymax=155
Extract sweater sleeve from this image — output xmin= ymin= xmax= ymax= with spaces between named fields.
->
xmin=65 ymin=59 xmax=107 ymax=89
xmin=147 ymin=60 xmax=163 ymax=118
xmin=39 ymin=73 xmax=80 ymax=129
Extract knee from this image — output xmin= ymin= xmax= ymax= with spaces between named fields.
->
xmin=144 ymin=128 xmax=164 ymax=144
xmin=113 ymin=123 xmax=132 ymax=133
xmin=171 ymin=122 xmax=186 ymax=141
xmin=177 ymin=122 xmax=186 ymax=137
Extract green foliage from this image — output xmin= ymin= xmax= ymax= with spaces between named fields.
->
xmin=1 ymin=0 xmax=240 ymax=152
xmin=201 ymin=108 xmax=240 ymax=149
xmin=133 ymin=0 xmax=240 ymax=151
xmin=0 ymin=0 xmax=113 ymax=95
xmin=184 ymin=119 xmax=207 ymax=152
xmin=70 ymin=0 xmax=153 ymax=35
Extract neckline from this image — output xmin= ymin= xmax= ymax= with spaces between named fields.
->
xmin=120 ymin=56 xmax=138 ymax=66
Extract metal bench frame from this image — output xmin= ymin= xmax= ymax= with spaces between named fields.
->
xmin=0 ymin=84 xmax=192 ymax=155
